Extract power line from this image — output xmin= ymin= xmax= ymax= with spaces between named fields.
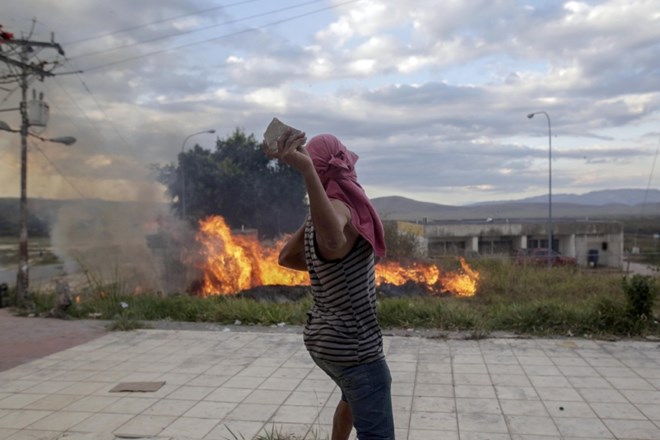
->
xmin=28 ymin=138 xmax=89 ymax=200
xmin=50 ymin=76 xmax=116 ymax=149
xmin=68 ymin=0 xmax=326 ymax=61
xmin=64 ymin=0 xmax=264 ymax=45
xmin=74 ymin=70 xmax=137 ymax=156
xmin=42 ymin=0 xmax=361 ymax=189
xmin=82 ymin=0 xmax=359 ymax=72
xmin=0 ymin=84 xmax=22 ymax=105
xmin=47 ymin=73 xmax=148 ymax=188
xmin=37 ymin=80 xmax=97 ymax=144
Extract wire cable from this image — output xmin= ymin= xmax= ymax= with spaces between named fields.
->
xmin=74 ymin=70 xmax=137 ymax=155
xmin=64 ymin=0 xmax=264 ymax=45
xmin=28 ymin=138 xmax=89 ymax=199
xmin=82 ymin=0 xmax=360 ymax=72
xmin=49 ymin=75 xmax=119 ymax=155
xmin=68 ymin=0 xmax=325 ymax=61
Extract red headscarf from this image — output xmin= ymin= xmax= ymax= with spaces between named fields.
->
xmin=306 ymin=134 xmax=386 ymax=257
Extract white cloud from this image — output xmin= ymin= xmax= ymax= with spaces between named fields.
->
xmin=0 ymin=0 xmax=657 ymax=207
xmin=564 ymin=1 xmax=590 ymax=16
xmin=348 ymin=58 xmax=377 ymax=75
xmin=398 ymin=56 xmax=432 ymax=74
xmin=245 ymin=88 xmax=289 ymax=109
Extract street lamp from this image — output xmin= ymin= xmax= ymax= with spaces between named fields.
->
xmin=527 ymin=111 xmax=553 ymax=268
xmin=48 ymin=136 xmax=77 ymax=146
xmin=0 ymin=121 xmax=76 ymax=145
xmin=0 ymin=120 xmax=76 ymax=306
xmin=180 ymin=129 xmax=215 ymax=219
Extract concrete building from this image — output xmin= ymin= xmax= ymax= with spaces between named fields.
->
xmin=396 ymin=219 xmax=624 ymax=268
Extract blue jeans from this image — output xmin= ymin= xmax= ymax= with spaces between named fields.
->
xmin=311 ymin=355 xmax=395 ymax=440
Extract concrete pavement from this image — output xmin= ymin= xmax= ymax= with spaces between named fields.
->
xmin=1 ymin=327 xmax=660 ymax=440
xmin=0 ymin=309 xmax=107 ymax=372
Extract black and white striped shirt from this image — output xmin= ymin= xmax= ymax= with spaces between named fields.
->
xmin=303 ymin=215 xmax=384 ymax=365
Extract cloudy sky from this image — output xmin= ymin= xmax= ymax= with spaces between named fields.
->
xmin=1 ymin=0 xmax=659 ymax=206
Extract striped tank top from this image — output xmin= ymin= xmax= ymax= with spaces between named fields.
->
xmin=302 ymin=215 xmax=384 ymax=365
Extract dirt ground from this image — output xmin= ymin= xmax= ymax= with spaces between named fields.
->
xmin=0 ymin=308 xmax=108 ymax=372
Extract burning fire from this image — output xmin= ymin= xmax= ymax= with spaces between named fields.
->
xmin=375 ymin=258 xmax=478 ymax=297
xmin=196 ymin=215 xmax=478 ymax=297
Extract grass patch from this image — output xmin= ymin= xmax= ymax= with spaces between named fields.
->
xmin=22 ymin=259 xmax=660 ymax=337
xmin=225 ymin=423 xmax=328 ymax=440
xmin=106 ymin=312 xmax=152 ymax=331
xmin=62 ymin=291 xmax=313 ymax=327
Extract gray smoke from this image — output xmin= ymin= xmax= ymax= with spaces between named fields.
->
xmin=49 ymin=196 xmax=172 ymax=295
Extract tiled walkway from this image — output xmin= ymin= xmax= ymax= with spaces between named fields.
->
xmin=1 ymin=329 xmax=660 ymax=439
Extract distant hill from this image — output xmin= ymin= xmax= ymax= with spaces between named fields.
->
xmin=471 ymin=188 xmax=660 ymax=207
xmin=372 ymin=191 xmax=660 ymax=222
xmin=0 ymin=198 xmax=162 ymax=224
xmin=2 ymin=188 xmax=660 ymax=230
xmin=0 ymin=198 xmax=169 ymax=237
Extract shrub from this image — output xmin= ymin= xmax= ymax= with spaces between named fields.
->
xmin=382 ymin=221 xmax=421 ymax=262
xmin=571 ymin=295 xmax=632 ymax=335
xmin=623 ymin=275 xmax=657 ymax=329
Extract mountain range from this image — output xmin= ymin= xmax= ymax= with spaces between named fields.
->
xmin=371 ymin=189 xmax=660 ymax=222
xmin=470 ymin=189 xmax=660 ymax=206
xmin=1 ymin=189 xmax=659 ymax=227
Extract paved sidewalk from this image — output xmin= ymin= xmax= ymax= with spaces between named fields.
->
xmin=1 ymin=329 xmax=660 ymax=440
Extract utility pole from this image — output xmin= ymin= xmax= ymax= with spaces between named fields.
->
xmin=0 ymin=25 xmax=65 ymax=307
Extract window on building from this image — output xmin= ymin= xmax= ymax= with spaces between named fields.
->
xmin=429 ymin=240 xmax=466 ymax=257
xmin=529 ymin=238 xmax=558 ymax=251
xmin=478 ymin=239 xmax=514 ymax=255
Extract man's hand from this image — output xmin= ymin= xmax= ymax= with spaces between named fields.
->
xmin=262 ymin=129 xmax=312 ymax=172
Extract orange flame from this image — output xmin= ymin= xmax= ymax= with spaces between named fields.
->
xmin=196 ymin=215 xmax=478 ymax=297
xmin=196 ymin=216 xmax=307 ymax=295
xmin=375 ymin=258 xmax=478 ymax=297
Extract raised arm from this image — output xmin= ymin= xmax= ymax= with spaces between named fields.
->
xmin=265 ymin=130 xmax=357 ymax=262
xmin=301 ymin=166 xmax=354 ymax=258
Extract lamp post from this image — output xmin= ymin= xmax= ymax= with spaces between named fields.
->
xmin=0 ymin=120 xmax=76 ymax=306
xmin=527 ymin=111 xmax=552 ymax=268
xmin=180 ymin=129 xmax=215 ymax=219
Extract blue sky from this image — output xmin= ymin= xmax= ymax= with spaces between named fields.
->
xmin=1 ymin=0 xmax=659 ymax=206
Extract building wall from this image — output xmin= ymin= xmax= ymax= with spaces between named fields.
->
xmin=573 ymin=232 xmax=624 ymax=268
xmin=417 ymin=220 xmax=624 ymax=268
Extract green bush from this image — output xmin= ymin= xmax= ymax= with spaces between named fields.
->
xmin=382 ymin=221 xmax=421 ymax=262
xmin=586 ymin=296 xmax=634 ymax=334
xmin=622 ymin=275 xmax=657 ymax=331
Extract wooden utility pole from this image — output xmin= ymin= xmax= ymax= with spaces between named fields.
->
xmin=0 ymin=27 xmax=63 ymax=307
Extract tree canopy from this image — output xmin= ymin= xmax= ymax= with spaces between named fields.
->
xmin=154 ymin=128 xmax=308 ymax=238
